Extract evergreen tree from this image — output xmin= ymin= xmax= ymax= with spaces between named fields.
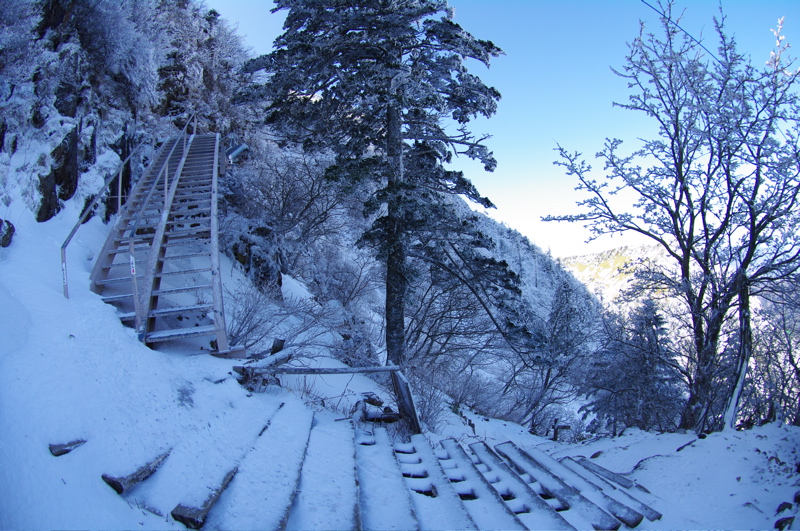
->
xmin=247 ymin=0 xmax=502 ymax=365
xmin=503 ymin=278 xmax=597 ymax=433
xmin=580 ymin=299 xmax=684 ymax=434
xmin=155 ymin=2 xmax=250 ymax=132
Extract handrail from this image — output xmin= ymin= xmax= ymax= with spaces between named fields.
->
xmin=61 ymin=139 xmax=147 ymax=298
xmin=209 ymin=133 xmax=231 ymax=352
xmin=61 ymin=115 xmax=196 ymax=299
xmin=130 ymin=114 xmax=197 ymax=339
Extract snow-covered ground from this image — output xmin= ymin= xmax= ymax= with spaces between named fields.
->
xmin=1 ymin=192 xmax=799 ymax=530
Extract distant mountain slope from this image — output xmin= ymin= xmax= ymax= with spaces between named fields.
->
xmin=560 ymin=244 xmax=666 ymax=305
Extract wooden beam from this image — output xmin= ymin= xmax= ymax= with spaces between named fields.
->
xmin=102 ymin=449 xmax=171 ymax=494
xmin=234 ymin=366 xmax=402 ymax=376
xmin=48 ymin=439 xmax=86 ymax=457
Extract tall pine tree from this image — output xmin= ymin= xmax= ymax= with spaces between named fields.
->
xmin=247 ymin=0 xmax=502 ymax=365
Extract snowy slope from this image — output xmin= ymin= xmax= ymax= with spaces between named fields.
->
xmin=1 ymin=194 xmax=799 ymax=530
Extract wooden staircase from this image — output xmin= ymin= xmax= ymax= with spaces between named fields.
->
xmin=89 ymin=130 xmax=239 ymax=355
xmin=85 ymin=411 xmax=662 ymax=530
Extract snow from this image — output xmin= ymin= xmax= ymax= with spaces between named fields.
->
xmin=1 ymin=177 xmax=799 ymax=530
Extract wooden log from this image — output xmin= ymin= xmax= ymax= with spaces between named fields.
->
xmin=235 ymin=365 xmax=402 ymax=376
xmin=468 ymin=441 xmax=576 ymax=531
xmin=49 ymin=439 xmax=86 ymax=456
xmin=575 ymin=457 xmax=635 ymax=489
xmin=562 ymin=457 xmax=661 ymax=522
xmin=440 ymin=439 xmax=527 ymax=530
xmin=271 ymin=338 xmax=285 ymax=354
xmin=101 ymin=449 xmax=171 ymax=494
xmin=171 ymin=466 xmax=238 ymax=529
xmin=495 ymin=442 xmax=622 ymax=531
xmin=391 ymin=371 xmax=422 ymax=434
xmin=518 ymin=445 xmax=643 ymax=528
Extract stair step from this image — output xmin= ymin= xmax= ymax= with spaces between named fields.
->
xmin=439 ymin=439 xmax=526 ymax=530
xmin=170 ymin=207 xmax=212 ymax=216
xmin=159 ymin=251 xmax=209 ymax=262
xmin=560 ymin=458 xmax=662 ymax=522
xmin=355 ymin=427 xmax=419 ymax=531
xmin=103 ymin=267 xmax=212 ymax=291
xmin=145 ymin=324 xmax=217 ymax=343
xmin=494 ymin=442 xmax=622 ymax=531
xmin=285 ymin=416 xmax=359 ymax=531
xmin=101 ymin=292 xmax=134 ymax=303
xmin=518 ymin=448 xmax=643 ymax=528
xmin=159 ymin=267 xmax=212 ymax=277
xmin=151 ymin=284 xmax=212 ymax=297
xmin=203 ymin=400 xmax=315 ymax=530
xmin=113 ymin=228 xmax=209 ymax=245
xmin=469 ymin=442 xmax=575 ymax=530
xmin=95 ymin=274 xmax=144 ymax=286
xmin=119 ymin=303 xmax=214 ymax=321
xmin=109 ymin=244 xmax=151 ymax=255
xmin=398 ymin=434 xmax=477 ymax=530
xmin=162 ymin=237 xmax=210 ymax=248
xmin=129 ymin=399 xmax=286 ymax=526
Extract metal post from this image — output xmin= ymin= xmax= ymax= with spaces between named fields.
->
xmin=129 ymin=237 xmax=143 ymax=339
xmin=163 ymin=159 xmax=169 ymax=212
xmin=61 ymin=247 xmax=69 ymax=299
xmin=117 ymin=166 xmax=123 ymax=215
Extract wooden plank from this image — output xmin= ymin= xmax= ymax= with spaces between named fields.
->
xmin=519 ymin=446 xmax=643 ymax=528
xmin=561 ymin=458 xmax=662 ymax=522
xmin=102 ymin=449 xmax=171 ymax=494
xmin=355 ymin=427 xmax=419 ymax=531
xmin=285 ymin=417 xmax=359 ymax=530
xmin=440 ymin=439 xmax=526 ymax=530
xmin=202 ymin=399 xmax=315 ymax=530
xmin=495 ymin=442 xmax=621 ymax=531
xmin=400 ymin=434 xmax=478 ymax=530
xmin=469 ymin=442 xmax=576 ymax=531
xmin=171 ymin=466 xmax=238 ymax=529
xmin=240 ymin=365 xmax=402 ymax=376
xmin=391 ymin=371 xmax=422 ymax=434
xmin=575 ymin=457 xmax=635 ymax=489
xmin=49 ymin=439 xmax=86 ymax=457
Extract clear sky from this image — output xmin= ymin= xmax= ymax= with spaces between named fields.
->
xmin=205 ymin=0 xmax=798 ymax=257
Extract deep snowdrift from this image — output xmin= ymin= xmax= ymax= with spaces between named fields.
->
xmin=1 ymin=193 xmax=799 ymax=530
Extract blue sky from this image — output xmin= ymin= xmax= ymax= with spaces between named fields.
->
xmin=206 ymin=0 xmax=797 ymax=256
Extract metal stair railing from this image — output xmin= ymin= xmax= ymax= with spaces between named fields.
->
xmin=129 ymin=116 xmax=197 ymax=339
xmin=209 ymin=133 xmax=230 ymax=353
xmin=61 ymin=139 xmax=148 ymax=298
xmin=60 ymin=116 xmax=193 ymax=299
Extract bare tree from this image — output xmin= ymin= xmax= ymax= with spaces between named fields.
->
xmin=548 ymin=3 xmax=800 ymax=432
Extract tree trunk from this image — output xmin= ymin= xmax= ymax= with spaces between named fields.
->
xmin=385 ymin=101 xmax=406 ymax=366
xmin=723 ymin=275 xmax=752 ymax=430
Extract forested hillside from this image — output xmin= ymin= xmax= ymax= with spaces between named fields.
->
xmin=2 ymin=0 xmax=799 ymax=441
xmin=0 ymin=0 xmax=602 ymax=437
